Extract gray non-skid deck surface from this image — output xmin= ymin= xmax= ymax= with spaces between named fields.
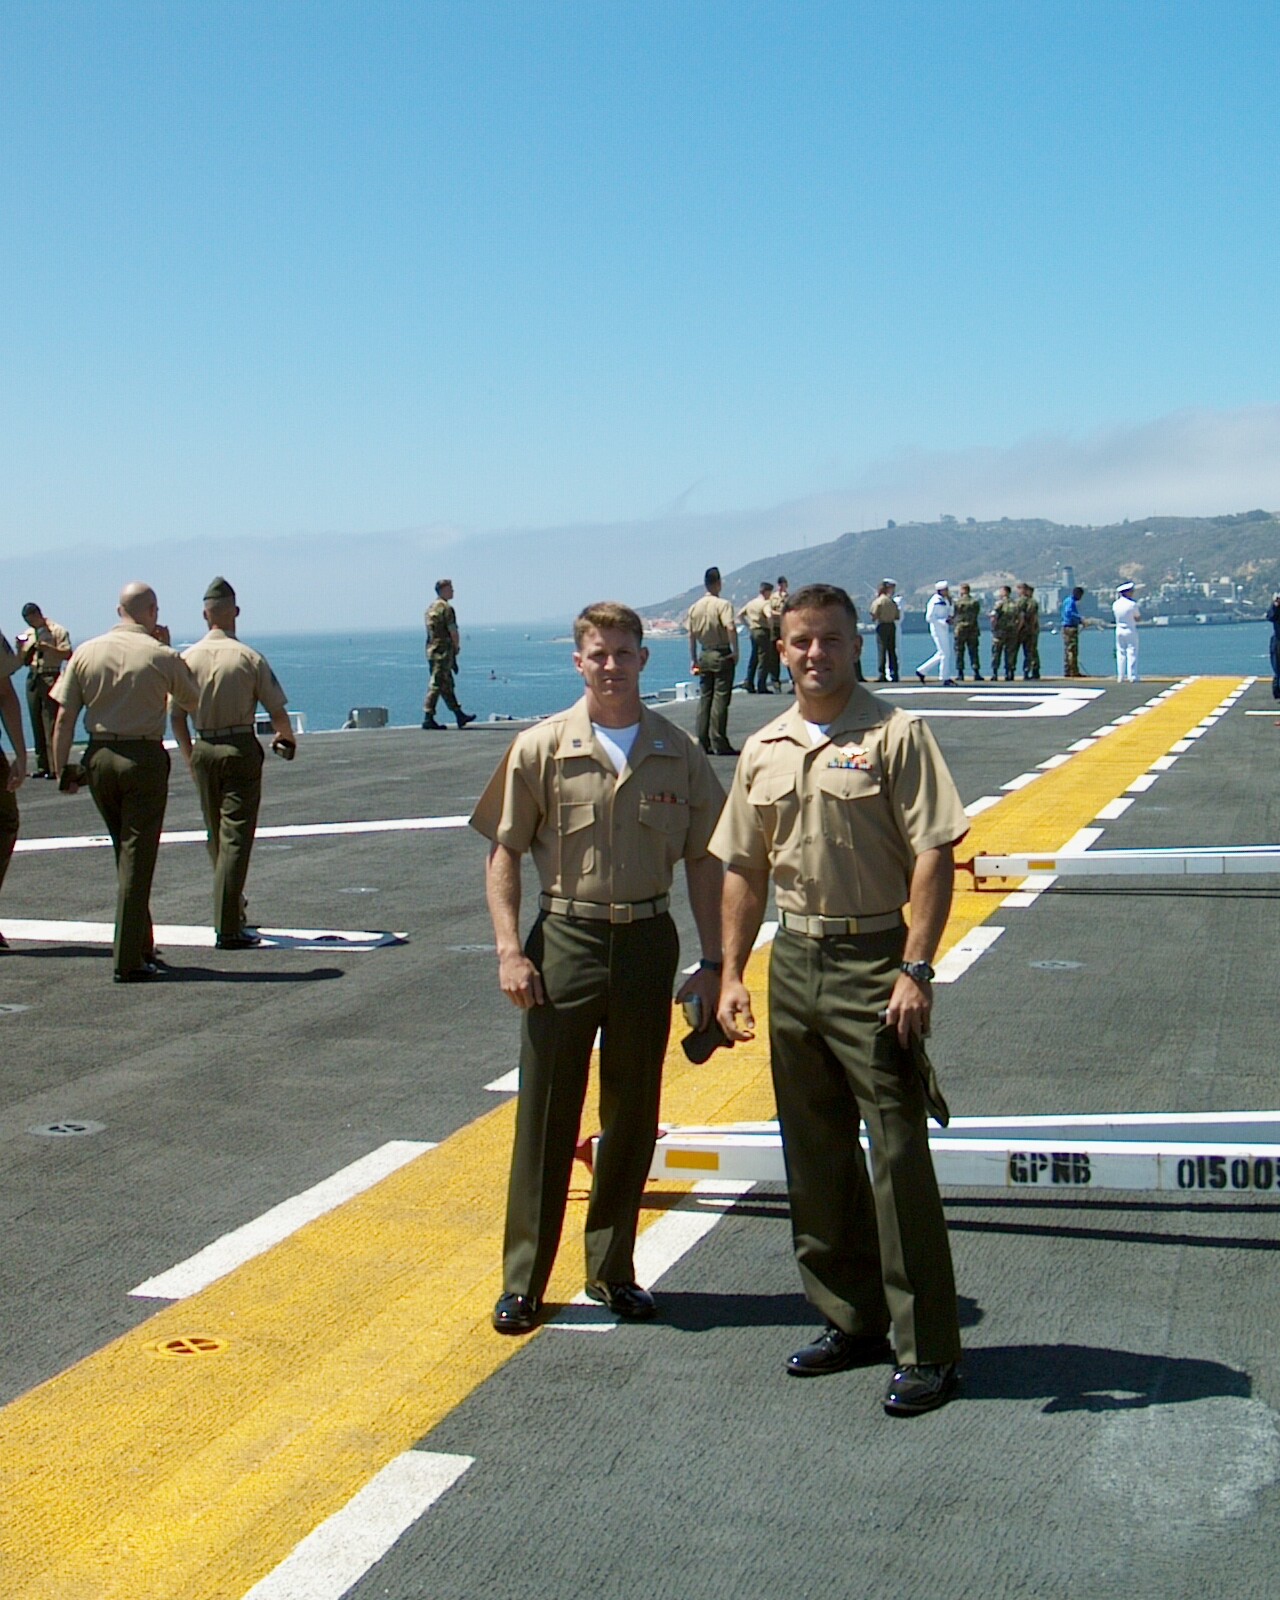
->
xmin=2 ymin=677 xmax=1277 ymax=1599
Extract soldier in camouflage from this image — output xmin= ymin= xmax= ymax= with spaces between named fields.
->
xmin=423 ymin=579 xmax=477 ymax=730
xmin=952 ymin=583 xmax=982 ymax=681
xmin=988 ymin=586 xmax=1016 ymax=680
xmin=1015 ymin=583 xmax=1041 ymax=680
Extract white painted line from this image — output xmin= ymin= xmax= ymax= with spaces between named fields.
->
xmin=934 ymin=926 xmax=1005 ymax=983
xmin=1184 ymin=728 xmax=1206 ymax=739
xmin=485 ymin=1068 xmax=520 ymax=1094
xmin=1095 ymin=798 xmax=1134 ymax=821
xmin=15 ymin=815 xmax=472 ymax=855
xmin=964 ymin=794 xmax=1003 ymax=817
xmin=0 ymin=920 xmax=405 ymax=951
xmin=131 ymin=1141 xmax=436 ymax=1299
xmin=1170 ymin=739 xmax=1194 ymax=753
xmin=1066 ymin=738 xmax=1097 ymax=752
xmin=239 ymin=1450 xmax=472 ymax=1600
xmin=1060 ymin=827 xmax=1105 ymax=853
xmin=547 ymin=1179 xmax=754 ymax=1332
xmin=1001 ymin=871 xmax=1058 ymax=908
xmin=1150 ymin=755 xmax=1179 ymax=770
xmin=1127 ymin=774 xmax=1159 ymax=793
xmin=1036 ymin=752 xmax=1072 ymax=770
xmin=1244 ymin=711 xmax=1279 ymax=716
xmin=1000 ymin=771 xmax=1041 ymax=791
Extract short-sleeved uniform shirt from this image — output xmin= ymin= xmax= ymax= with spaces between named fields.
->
xmin=425 ymin=599 xmax=457 ymax=659
xmin=0 ymin=632 xmax=21 ymax=681
xmin=686 ymin=595 xmax=736 ymax=653
xmin=709 ymin=684 xmax=968 ymax=918
xmin=742 ymin=595 xmax=772 ymax=631
xmin=51 ymin=622 xmax=199 ymax=739
xmin=24 ymin=620 xmax=72 ymax=682
xmin=179 ymin=628 xmax=288 ymax=729
xmin=870 ymin=593 xmax=900 ymax=626
xmin=470 ymin=698 xmax=725 ymax=904
xmin=768 ymin=591 xmax=786 ymax=635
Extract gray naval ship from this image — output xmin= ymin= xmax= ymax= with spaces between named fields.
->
xmin=0 ymin=670 xmax=1277 ymax=1600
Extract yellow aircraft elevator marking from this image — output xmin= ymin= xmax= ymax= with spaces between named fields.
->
xmin=0 ymin=678 xmax=1241 ymax=1599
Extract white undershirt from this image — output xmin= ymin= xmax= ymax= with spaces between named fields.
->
xmin=593 ymin=721 xmax=640 ymax=773
xmin=803 ymin=720 xmax=832 ymax=745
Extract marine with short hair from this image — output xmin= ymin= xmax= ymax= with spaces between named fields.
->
xmin=989 ymin=585 xmax=1018 ymax=680
xmin=169 ymin=577 xmax=296 ymax=950
xmin=471 ymin=601 xmax=726 ymax=1334
xmin=952 ymin=584 xmax=982 ymax=681
xmin=422 ymin=579 xmax=476 ymax=730
xmin=17 ymin=602 xmax=72 ymax=779
xmin=687 ymin=566 xmax=739 ymax=754
xmin=0 ymin=627 xmax=29 ymax=948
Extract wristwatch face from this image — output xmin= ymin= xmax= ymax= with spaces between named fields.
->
xmin=904 ymin=961 xmax=935 ymax=982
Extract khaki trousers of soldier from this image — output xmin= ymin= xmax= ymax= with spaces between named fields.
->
xmin=696 ymin=647 xmax=735 ymax=752
xmin=86 ymin=739 xmax=170 ymax=977
xmin=503 ymin=910 xmax=679 ymax=1300
xmin=768 ymin=927 xmax=960 ymax=1366
xmin=191 ymin=733 xmax=264 ymax=938
xmin=0 ymin=750 xmax=18 ymax=894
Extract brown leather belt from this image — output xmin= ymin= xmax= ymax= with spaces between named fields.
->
xmin=779 ymin=909 xmax=904 ymax=938
xmin=539 ymin=893 xmax=670 ymax=924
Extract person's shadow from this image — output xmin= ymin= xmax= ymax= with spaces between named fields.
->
xmin=961 ymin=1343 xmax=1248 ymax=1411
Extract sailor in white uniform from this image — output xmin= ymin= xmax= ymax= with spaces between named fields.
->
xmin=1113 ymin=582 xmax=1141 ymax=682
xmin=915 ymin=582 xmax=956 ymax=687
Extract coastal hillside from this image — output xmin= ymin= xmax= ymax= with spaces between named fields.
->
xmin=641 ymin=509 xmax=1280 ymax=619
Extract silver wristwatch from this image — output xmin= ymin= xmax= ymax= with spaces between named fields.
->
xmin=900 ymin=960 xmax=935 ymax=984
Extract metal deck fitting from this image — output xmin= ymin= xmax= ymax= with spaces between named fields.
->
xmin=637 ymin=1112 xmax=1280 ymax=1197
xmin=963 ymin=844 xmax=1280 ymax=883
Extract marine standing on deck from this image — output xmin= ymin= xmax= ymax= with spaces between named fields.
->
xmin=687 ymin=567 xmax=739 ymax=755
xmin=1268 ymin=593 xmax=1280 ymax=701
xmin=422 ymin=579 xmax=476 ymax=730
xmin=870 ymin=581 xmax=900 ymax=683
xmin=990 ymin=585 xmax=1017 ymax=680
xmin=712 ymin=582 xmax=967 ymax=1417
xmin=17 ymin=603 xmax=72 ymax=779
xmin=0 ymin=628 xmax=29 ymax=947
xmin=169 ymin=578 xmax=297 ymax=950
xmin=50 ymin=583 xmax=199 ymax=983
xmin=952 ymin=584 xmax=982 ymax=681
xmin=1015 ymin=583 xmax=1041 ymax=680
xmin=737 ymin=583 xmax=774 ymax=694
xmin=767 ymin=578 xmax=789 ymax=691
xmin=471 ymin=601 xmax=726 ymax=1334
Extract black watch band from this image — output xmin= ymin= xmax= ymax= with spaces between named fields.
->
xmin=698 ymin=958 xmax=723 ymax=973
xmin=900 ymin=960 xmax=935 ymax=984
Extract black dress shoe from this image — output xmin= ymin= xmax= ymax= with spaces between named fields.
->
xmin=786 ymin=1326 xmax=893 ymax=1376
xmin=883 ymin=1361 xmax=960 ymax=1416
xmin=216 ymin=932 xmax=262 ymax=950
xmin=114 ymin=961 xmax=163 ymax=984
xmin=492 ymin=1292 xmax=540 ymax=1334
xmin=584 ymin=1281 xmax=656 ymax=1320
xmin=712 ymin=746 xmax=739 ymax=756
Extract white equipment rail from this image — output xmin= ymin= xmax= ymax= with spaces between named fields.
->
xmin=968 ymin=845 xmax=1280 ymax=880
xmin=637 ymin=1112 xmax=1280 ymax=1197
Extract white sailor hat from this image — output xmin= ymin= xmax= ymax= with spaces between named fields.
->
xmin=1116 ymin=581 xmax=1135 ymax=594
xmin=935 ymin=580 xmax=950 ymax=591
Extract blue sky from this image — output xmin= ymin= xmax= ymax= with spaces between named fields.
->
xmin=2 ymin=1 xmax=1278 ymax=622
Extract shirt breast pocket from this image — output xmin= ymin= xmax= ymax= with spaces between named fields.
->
xmin=638 ymin=795 xmax=689 ymax=870
xmin=816 ymin=767 xmax=882 ymax=851
xmin=747 ymin=769 xmax=800 ymax=848
xmin=557 ymin=800 xmax=596 ymax=881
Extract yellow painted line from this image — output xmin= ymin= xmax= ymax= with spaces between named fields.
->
xmin=0 ymin=678 xmax=1239 ymax=1599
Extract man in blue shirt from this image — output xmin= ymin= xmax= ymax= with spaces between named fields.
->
xmin=1061 ymin=586 xmax=1087 ymax=678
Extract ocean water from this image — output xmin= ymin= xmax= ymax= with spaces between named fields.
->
xmin=233 ymin=621 xmax=1276 ymax=734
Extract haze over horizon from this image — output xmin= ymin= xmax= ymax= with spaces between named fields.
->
xmin=4 ymin=3 xmax=1278 ymax=633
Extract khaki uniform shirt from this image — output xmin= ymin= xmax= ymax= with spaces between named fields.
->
xmin=51 ymin=622 xmax=199 ymax=739
xmin=470 ymin=698 xmax=725 ymax=904
xmin=768 ymin=591 xmax=786 ymax=635
xmin=687 ymin=595 xmax=736 ymax=652
xmin=742 ymin=595 xmax=772 ymax=631
xmin=179 ymin=628 xmax=288 ymax=730
xmin=23 ymin=620 xmax=72 ymax=682
xmin=870 ymin=593 xmax=900 ymax=625
xmin=709 ymin=684 xmax=968 ymax=917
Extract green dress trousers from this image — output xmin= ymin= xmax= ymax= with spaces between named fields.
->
xmin=85 ymin=739 xmax=170 ymax=977
xmin=768 ymin=925 xmax=961 ymax=1367
xmin=190 ymin=732 xmax=264 ymax=938
xmin=503 ymin=910 xmax=679 ymax=1300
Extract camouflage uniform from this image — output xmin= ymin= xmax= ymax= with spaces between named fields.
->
xmin=1017 ymin=593 xmax=1041 ymax=680
xmin=952 ymin=595 xmax=982 ymax=679
xmin=424 ymin=598 xmax=465 ymax=722
xmin=990 ymin=597 xmax=1018 ymax=679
